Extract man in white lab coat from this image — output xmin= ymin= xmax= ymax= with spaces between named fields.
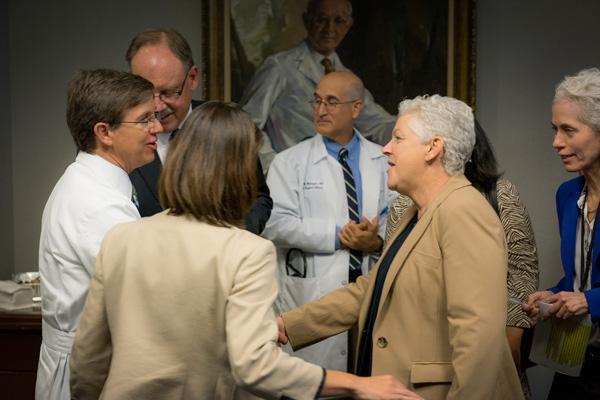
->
xmin=262 ymin=71 xmax=394 ymax=371
xmin=241 ymin=0 xmax=395 ymax=155
xmin=36 ymin=69 xmax=162 ymax=400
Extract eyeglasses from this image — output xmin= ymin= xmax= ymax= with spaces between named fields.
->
xmin=309 ymin=98 xmax=358 ymax=112
xmin=285 ymin=248 xmax=307 ymax=278
xmin=154 ymin=67 xmax=191 ymax=102
xmin=118 ymin=113 xmax=160 ymax=130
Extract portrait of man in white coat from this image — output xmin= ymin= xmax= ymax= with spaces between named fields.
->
xmin=36 ymin=69 xmax=161 ymax=400
xmin=241 ymin=0 xmax=395 ymax=154
xmin=262 ymin=71 xmax=395 ymax=371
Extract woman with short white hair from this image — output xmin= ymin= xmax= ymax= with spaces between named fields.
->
xmin=280 ymin=95 xmax=523 ymax=399
xmin=526 ymin=68 xmax=600 ymax=399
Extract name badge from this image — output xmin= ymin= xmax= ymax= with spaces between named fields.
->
xmin=303 ymin=180 xmax=324 ymax=190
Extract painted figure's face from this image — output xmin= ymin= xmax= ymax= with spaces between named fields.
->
xmin=304 ymin=0 xmax=353 ymax=55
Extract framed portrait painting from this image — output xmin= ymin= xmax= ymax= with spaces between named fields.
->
xmin=202 ymin=0 xmax=476 ymax=112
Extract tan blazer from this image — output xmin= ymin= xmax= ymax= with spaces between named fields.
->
xmin=70 ymin=212 xmax=323 ymax=400
xmin=283 ymin=176 xmax=524 ymax=400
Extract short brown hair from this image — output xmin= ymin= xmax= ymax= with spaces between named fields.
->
xmin=159 ymin=102 xmax=260 ymax=228
xmin=66 ymin=69 xmax=154 ymax=152
xmin=126 ymin=27 xmax=195 ymax=72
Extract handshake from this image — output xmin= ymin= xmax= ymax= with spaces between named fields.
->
xmin=276 ymin=316 xmax=288 ymax=345
xmin=275 ymin=316 xmax=424 ymax=400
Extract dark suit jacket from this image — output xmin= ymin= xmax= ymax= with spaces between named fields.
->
xmin=129 ymin=100 xmax=272 ymax=234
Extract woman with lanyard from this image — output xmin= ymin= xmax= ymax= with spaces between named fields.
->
xmin=526 ymin=68 xmax=600 ymax=399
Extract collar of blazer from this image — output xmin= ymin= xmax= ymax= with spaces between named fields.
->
xmin=360 ymin=175 xmax=472 ymax=321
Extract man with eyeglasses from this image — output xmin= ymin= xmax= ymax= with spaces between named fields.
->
xmin=241 ymin=0 xmax=396 ymax=154
xmin=261 ymin=71 xmax=395 ymax=372
xmin=126 ymin=27 xmax=272 ymax=234
xmin=36 ymin=69 xmax=160 ymax=400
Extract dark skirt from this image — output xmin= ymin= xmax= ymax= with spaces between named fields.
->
xmin=546 ymin=346 xmax=600 ymax=400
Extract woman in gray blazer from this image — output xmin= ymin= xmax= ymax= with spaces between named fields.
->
xmin=69 ymin=101 xmax=418 ymax=400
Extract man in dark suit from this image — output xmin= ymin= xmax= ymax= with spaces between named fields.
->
xmin=126 ymin=28 xmax=272 ymax=234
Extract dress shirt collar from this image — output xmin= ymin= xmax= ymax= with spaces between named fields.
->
xmin=306 ymin=41 xmax=340 ymax=71
xmin=322 ymin=129 xmax=360 ymax=161
xmin=157 ymin=104 xmax=194 ymax=163
xmin=76 ymin=151 xmax=133 ymax=199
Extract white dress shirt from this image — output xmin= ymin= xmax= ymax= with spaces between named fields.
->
xmin=156 ymin=105 xmax=193 ymax=164
xmin=36 ymin=151 xmax=140 ymax=400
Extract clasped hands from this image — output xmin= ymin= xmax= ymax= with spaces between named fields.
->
xmin=338 ymin=216 xmax=383 ymax=253
xmin=524 ymin=290 xmax=589 ymax=320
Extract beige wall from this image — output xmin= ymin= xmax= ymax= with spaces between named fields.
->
xmin=6 ymin=0 xmax=203 ymax=275
xmin=477 ymin=1 xmax=600 ymax=398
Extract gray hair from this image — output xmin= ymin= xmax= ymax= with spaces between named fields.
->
xmin=306 ymin=0 xmax=352 ymax=18
xmin=554 ymin=68 xmax=600 ymax=133
xmin=398 ymin=95 xmax=475 ymax=176
xmin=126 ymin=27 xmax=195 ymax=72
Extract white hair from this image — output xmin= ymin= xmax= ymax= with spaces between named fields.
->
xmin=554 ymin=68 xmax=600 ymax=133
xmin=398 ymin=95 xmax=475 ymax=176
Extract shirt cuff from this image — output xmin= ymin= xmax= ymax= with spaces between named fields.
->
xmin=315 ymin=368 xmax=326 ymax=399
xmin=335 ymin=226 xmax=341 ymax=250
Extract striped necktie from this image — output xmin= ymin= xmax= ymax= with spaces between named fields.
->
xmin=338 ymin=148 xmax=363 ymax=281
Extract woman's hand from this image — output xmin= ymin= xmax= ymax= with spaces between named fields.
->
xmin=353 ymin=375 xmax=424 ymax=399
xmin=322 ymin=371 xmax=424 ymax=399
xmin=545 ymin=291 xmax=589 ymax=319
xmin=523 ymin=290 xmax=553 ymax=319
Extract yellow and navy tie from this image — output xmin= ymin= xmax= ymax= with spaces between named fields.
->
xmin=338 ymin=148 xmax=363 ymax=282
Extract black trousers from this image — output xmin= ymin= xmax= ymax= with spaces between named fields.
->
xmin=547 ymin=346 xmax=600 ymax=400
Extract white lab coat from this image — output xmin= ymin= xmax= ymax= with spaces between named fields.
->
xmin=36 ymin=152 xmax=140 ymax=400
xmin=262 ymin=132 xmax=395 ymax=371
xmin=241 ymin=41 xmax=396 ymax=153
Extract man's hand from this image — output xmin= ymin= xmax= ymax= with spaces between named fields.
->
xmin=339 ymin=216 xmax=383 ymax=253
xmin=276 ymin=316 xmax=288 ymax=345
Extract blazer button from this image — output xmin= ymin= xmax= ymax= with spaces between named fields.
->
xmin=376 ymin=337 xmax=388 ymax=348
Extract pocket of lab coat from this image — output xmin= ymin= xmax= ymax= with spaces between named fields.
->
xmin=278 ymin=275 xmax=321 ymax=311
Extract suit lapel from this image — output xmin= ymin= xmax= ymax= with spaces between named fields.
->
xmin=356 ymin=204 xmax=419 ymax=330
xmin=136 ymin=153 xmax=162 ymax=203
xmin=295 ymin=42 xmax=322 ymax=86
xmin=561 ymin=179 xmax=583 ymax=289
xmin=374 ymin=176 xmax=472 ymax=318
